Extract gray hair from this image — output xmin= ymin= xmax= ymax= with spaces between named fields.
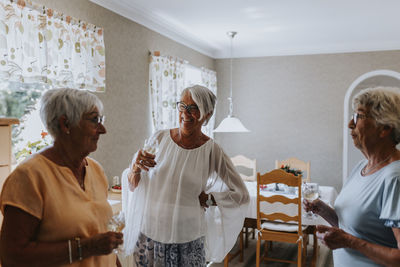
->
xmin=181 ymin=85 xmax=216 ymax=125
xmin=353 ymin=86 xmax=400 ymax=144
xmin=40 ymin=88 xmax=104 ymax=138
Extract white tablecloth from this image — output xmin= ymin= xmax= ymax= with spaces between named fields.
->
xmin=244 ymin=181 xmax=338 ymax=226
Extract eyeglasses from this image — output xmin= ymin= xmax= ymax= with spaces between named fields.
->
xmin=352 ymin=113 xmax=369 ymax=125
xmin=176 ymin=101 xmax=199 ymax=114
xmin=85 ymin=115 xmax=105 ymax=127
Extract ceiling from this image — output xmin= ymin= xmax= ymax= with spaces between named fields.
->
xmin=90 ymin=0 xmax=400 ymax=59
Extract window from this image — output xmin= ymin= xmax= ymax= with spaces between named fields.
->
xmin=184 ymin=64 xmax=202 ymax=87
xmin=0 ymin=82 xmax=50 ymax=164
xmin=0 ymin=0 xmax=105 ymax=164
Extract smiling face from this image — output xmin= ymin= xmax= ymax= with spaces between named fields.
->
xmin=348 ymin=105 xmax=382 ymax=152
xmin=178 ymin=92 xmax=207 ymax=136
xmin=69 ymin=107 xmax=106 ymax=155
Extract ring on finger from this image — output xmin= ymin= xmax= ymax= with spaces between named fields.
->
xmin=140 ymin=159 xmax=144 ymax=164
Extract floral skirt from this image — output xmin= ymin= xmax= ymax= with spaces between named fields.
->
xmin=133 ymin=232 xmax=206 ymax=267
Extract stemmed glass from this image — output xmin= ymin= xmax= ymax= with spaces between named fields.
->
xmin=143 ymin=137 xmax=159 ymax=156
xmin=107 ymin=211 xmax=125 ymax=253
xmin=142 ymin=137 xmax=159 ymax=175
xmin=302 ymin=182 xmax=319 ymax=219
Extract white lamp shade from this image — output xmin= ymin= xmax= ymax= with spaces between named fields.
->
xmin=213 ymin=116 xmax=250 ymax=132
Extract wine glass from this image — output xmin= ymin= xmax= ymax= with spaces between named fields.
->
xmin=302 ymin=182 xmax=319 ymax=219
xmin=143 ymin=137 xmax=159 ymax=174
xmin=107 ymin=211 xmax=125 ymax=253
xmin=143 ymin=137 xmax=159 ymax=158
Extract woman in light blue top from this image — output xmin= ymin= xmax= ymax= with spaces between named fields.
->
xmin=304 ymin=87 xmax=400 ymax=267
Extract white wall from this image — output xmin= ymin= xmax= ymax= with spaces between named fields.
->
xmin=29 ymin=1 xmax=400 ymax=192
xmin=215 ymin=52 xmax=400 ymax=191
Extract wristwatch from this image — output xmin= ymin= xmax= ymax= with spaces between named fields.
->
xmin=206 ymin=193 xmax=213 ymax=206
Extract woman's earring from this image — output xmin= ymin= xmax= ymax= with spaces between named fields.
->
xmin=66 ymin=130 xmax=70 ymax=135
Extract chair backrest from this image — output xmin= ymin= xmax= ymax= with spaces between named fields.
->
xmin=231 ymin=154 xmax=257 ymax=182
xmin=275 ymin=157 xmax=310 ymax=182
xmin=257 ymin=169 xmax=303 ymax=233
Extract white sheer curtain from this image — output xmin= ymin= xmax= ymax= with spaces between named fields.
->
xmin=149 ymin=55 xmax=186 ymax=132
xmin=149 ymin=55 xmax=218 ymax=137
xmin=201 ymin=67 xmax=217 ymax=138
xmin=0 ymin=0 xmax=106 ymax=91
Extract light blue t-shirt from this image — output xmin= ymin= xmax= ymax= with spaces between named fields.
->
xmin=333 ymin=160 xmax=400 ymax=267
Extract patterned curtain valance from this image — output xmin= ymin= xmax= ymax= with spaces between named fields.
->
xmin=0 ymin=0 xmax=106 ymax=91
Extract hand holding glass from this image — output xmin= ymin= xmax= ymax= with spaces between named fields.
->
xmin=107 ymin=211 xmax=125 ymax=253
xmin=143 ymin=138 xmax=158 ymax=155
xmin=141 ymin=138 xmax=158 ymax=174
xmin=302 ymin=182 xmax=319 ymax=219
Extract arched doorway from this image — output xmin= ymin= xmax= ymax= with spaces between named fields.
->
xmin=342 ymin=70 xmax=400 ymax=183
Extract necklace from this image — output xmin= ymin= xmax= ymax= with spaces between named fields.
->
xmin=52 ymin=147 xmax=86 ymax=190
xmin=361 ymin=153 xmax=393 ymax=176
xmin=176 ymin=131 xmax=202 ymax=149
xmin=176 ymin=138 xmax=200 ymax=149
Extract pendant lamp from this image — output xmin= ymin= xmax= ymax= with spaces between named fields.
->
xmin=214 ymin=31 xmax=250 ymax=133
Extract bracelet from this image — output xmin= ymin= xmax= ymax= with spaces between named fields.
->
xmin=74 ymin=237 xmax=83 ymax=261
xmin=67 ymin=239 xmax=72 ymax=264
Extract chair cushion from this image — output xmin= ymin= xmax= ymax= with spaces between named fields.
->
xmin=261 ymin=221 xmax=308 ymax=232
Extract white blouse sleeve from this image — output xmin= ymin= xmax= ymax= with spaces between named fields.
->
xmin=121 ymin=160 xmax=149 ymax=256
xmin=121 ymin=130 xmax=164 ymax=256
xmin=204 ymin=142 xmax=250 ymax=262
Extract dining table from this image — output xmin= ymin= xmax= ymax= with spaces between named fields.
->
xmin=107 ymin=191 xmax=122 ymax=215
xmin=244 ymin=181 xmax=338 ymax=225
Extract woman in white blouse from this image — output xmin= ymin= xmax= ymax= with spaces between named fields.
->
xmin=122 ymin=85 xmax=249 ymax=266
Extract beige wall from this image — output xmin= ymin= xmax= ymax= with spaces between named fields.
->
xmin=215 ymin=51 xmax=400 ymax=190
xmin=32 ymin=1 xmax=400 ymax=191
xmin=35 ymin=0 xmax=215 ymax=182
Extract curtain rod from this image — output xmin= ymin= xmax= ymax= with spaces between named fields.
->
xmin=148 ymin=51 xmax=188 ymax=64
xmin=148 ymin=51 xmax=215 ymax=73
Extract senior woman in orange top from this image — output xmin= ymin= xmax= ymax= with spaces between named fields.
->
xmin=0 ymin=88 xmax=123 ymax=266
xmin=122 ymin=85 xmax=249 ymax=266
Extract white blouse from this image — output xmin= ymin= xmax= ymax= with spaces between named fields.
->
xmin=122 ymin=130 xmax=249 ymax=262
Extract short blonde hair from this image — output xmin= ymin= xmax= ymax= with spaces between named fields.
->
xmin=40 ymin=88 xmax=103 ymax=138
xmin=181 ymin=85 xmax=216 ymax=125
xmin=353 ymin=86 xmax=400 ymax=144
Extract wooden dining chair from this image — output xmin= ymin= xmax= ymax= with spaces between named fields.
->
xmin=231 ymin=154 xmax=257 ymax=182
xmin=223 ymin=155 xmax=257 ymax=266
xmin=275 ymin=157 xmax=311 ymax=182
xmin=230 ymin=155 xmax=257 ymax=246
xmin=256 ymin=169 xmax=315 ymax=267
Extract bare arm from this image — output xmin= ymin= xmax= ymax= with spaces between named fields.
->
xmin=0 ymin=205 xmax=123 ymax=266
xmin=317 ymin=225 xmax=400 ymax=267
xmin=127 ymin=170 xmax=141 ymax=191
xmin=303 ymin=198 xmax=338 ymax=227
